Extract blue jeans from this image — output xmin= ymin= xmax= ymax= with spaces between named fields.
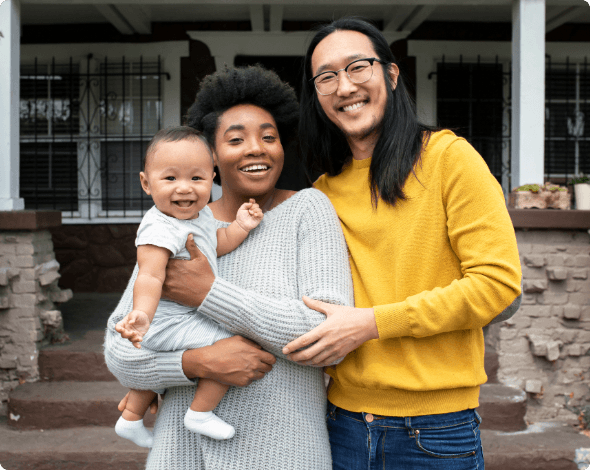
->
xmin=327 ymin=403 xmax=484 ymax=470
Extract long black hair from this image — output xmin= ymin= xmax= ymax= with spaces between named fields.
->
xmin=300 ymin=17 xmax=435 ymax=207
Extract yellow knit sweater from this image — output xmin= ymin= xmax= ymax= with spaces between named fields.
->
xmin=315 ymin=130 xmax=522 ymax=417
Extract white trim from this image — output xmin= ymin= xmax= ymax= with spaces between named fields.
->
xmin=383 ymin=6 xmax=416 ymax=32
xmin=400 ymin=5 xmax=437 ymax=32
xmin=62 ymin=217 xmax=144 ymax=224
xmin=269 ymin=5 xmax=284 ymax=32
xmin=546 ymin=5 xmax=584 ymax=33
xmin=187 ymin=30 xmax=410 ymax=68
xmin=512 ymin=0 xmax=545 ymax=187
xmin=249 ymin=5 xmax=264 ymax=32
xmin=94 ymin=4 xmax=134 ymax=35
xmin=117 ymin=4 xmax=152 ymax=35
xmin=0 ymin=0 xmax=25 ymax=211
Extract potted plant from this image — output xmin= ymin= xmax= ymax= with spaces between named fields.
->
xmin=571 ymin=175 xmax=590 ymax=210
xmin=509 ymin=183 xmax=570 ymax=210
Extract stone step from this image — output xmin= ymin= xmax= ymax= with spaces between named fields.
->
xmin=0 ymin=419 xmax=587 ymax=470
xmin=39 ymin=330 xmax=115 ymax=382
xmin=0 ymin=420 xmax=148 ymax=470
xmin=482 ymin=423 xmax=590 ymax=470
xmin=484 ymin=348 xmax=499 ymax=383
xmin=7 ymin=381 xmax=156 ymax=430
xmin=478 ymin=383 xmax=527 ymax=432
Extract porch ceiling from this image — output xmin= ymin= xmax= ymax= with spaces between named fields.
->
xmin=20 ymin=1 xmax=590 ymax=30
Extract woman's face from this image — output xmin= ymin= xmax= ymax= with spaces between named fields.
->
xmin=214 ymin=104 xmax=284 ymax=198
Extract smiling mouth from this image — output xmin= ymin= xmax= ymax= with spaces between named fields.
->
xmin=240 ymin=164 xmax=270 ymax=174
xmin=173 ymin=201 xmax=194 ymax=208
xmin=340 ymin=101 xmax=368 ymax=113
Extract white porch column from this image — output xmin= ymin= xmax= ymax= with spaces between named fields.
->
xmin=0 ymin=0 xmax=24 ymax=211
xmin=511 ymin=0 xmax=546 ymax=188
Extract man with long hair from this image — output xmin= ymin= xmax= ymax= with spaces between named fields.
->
xmin=284 ymin=18 xmax=522 ymax=469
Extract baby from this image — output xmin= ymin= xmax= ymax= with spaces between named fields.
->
xmin=114 ymin=126 xmax=262 ymax=447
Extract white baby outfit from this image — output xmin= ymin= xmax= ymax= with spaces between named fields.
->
xmin=137 ymin=205 xmax=231 ymax=352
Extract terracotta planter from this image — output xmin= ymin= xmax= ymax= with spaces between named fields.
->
xmin=509 ymin=183 xmax=571 ymax=210
xmin=509 ymin=191 xmax=547 ymax=209
xmin=574 ymin=183 xmax=590 ymax=210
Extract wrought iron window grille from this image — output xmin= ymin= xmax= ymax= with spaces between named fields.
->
xmin=431 ymin=54 xmax=589 ymax=193
xmin=20 ymin=54 xmax=170 ymax=223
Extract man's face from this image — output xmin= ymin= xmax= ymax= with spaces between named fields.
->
xmin=311 ymin=30 xmax=398 ymax=145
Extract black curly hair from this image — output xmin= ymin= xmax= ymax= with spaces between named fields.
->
xmin=185 ymin=65 xmax=299 ymax=148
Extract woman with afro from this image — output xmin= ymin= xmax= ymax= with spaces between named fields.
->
xmin=105 ymin=65 xmax=353 ymax=469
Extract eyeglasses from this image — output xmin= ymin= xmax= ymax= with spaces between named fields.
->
xmin=310 ymin=58 xmax=389 ymax=96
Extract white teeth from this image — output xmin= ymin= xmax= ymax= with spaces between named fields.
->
xmin=241 ymin=165 xmax=269 ymax=172
xmin=342 ymin=102 xmax=366 ymax=112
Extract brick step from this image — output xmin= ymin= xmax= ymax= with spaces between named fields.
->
xmin=39 ymin=330 xmax=115 ymax=382
xmin=0 ymin=420 xmax=148 ymax=470
xmin=478 ymin=383 xmax=527 ymax=432
xmin=7 ymin=381 xmax=156 ymax=430
xmin=482 ymin=423 xmax=590 ymax=470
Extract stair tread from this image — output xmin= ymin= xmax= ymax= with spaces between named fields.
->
xmin=0 ymin=420 xmax=149 ymax=455
xmin=41 ymin=330 xmax=105 ymax=353
xmin=480 ymin=383 xmax=527 ymax=403
xmin=0 ymin=420 xmax=587 ymax=470
xmin=482 ymin=423 xmax=590 ymax=469
xmin=10 ymin=381 xmax=127 ymax=402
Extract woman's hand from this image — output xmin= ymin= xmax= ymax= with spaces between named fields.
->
xmin=161 ymin=234 xmax=215 ymax=307
xmin=282 ymin=296 xmax=379 ymax=367
xmin=182 ymin=336 xmax=276 ymax=387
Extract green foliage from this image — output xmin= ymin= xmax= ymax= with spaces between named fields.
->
xmin=514 ymin=184 xmax=541 ymax=193
xmin=542 ymin=183 xmax=567 ymax=192
xmin=570 ymin=175 xmax=589 ymax=185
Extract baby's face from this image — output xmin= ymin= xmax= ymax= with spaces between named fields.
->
xmin=140 ymin=139 xmax=214 ymax=220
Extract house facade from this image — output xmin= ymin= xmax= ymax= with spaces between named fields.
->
xmin=1 ymin=0 xmax=589 ymax=424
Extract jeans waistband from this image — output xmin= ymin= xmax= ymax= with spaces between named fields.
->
xmin=327 ymin=402 xmax=481 ymax=428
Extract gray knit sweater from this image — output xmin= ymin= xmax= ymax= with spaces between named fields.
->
xmin=104 ymin=188 xmax=354 ymax=470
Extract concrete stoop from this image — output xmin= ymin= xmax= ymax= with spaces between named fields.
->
xmin=3 ymin=308 xmax=588 ymax=469
xmin=38 ymin=330 xmax=114 ymax=382
xmin=478 ymin=383 xmax=527 ymax=432
xmin=482 ymin=423 xmax=590 ymax=470
xmin=7 ymin=381 xmax=156 ymax=430
xmin=1 ymin=419 xmax=587 ymax=470
xmin=0 ymin=420 xmax=148 ymax=470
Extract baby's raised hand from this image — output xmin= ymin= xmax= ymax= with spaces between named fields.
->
xmin=115 ymin=310 xmax=151 ymax=349
xmin=236 ymin=198 xmax=264 ymax=232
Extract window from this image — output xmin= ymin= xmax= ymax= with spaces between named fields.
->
xmin=20 ymin=55 xmax=167 ymax=222
xmin=545 ymin=59 xmax=590 ymax=182
xmin=436 ymin=56 xmax=590 ymax=192
xmin=436 ymin=59 xmax=511 ymax=193
xmin=20 ymin=61 xmax=80 ymax=211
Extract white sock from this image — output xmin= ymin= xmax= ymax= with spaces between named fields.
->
xmin=184 ymin=409 xmax=235 ymax=440
xmin=115 ymin=416 xmax=154 ymax=448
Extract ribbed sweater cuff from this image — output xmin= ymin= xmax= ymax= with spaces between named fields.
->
xmin=199 ymin=277 xmax=245 ymax=325
xmin=154 ymin=349 xmax=195 ymax=387
xmin=374 ymin=302 xmax=412 ymax=339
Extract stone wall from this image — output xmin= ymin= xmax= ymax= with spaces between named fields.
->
xmin=50 ymin=224 xmax=138 ymax=293
xmin=496 ymin=229 xmax=590 ymax=424
xmin=0 ymin=230 xmax=72 ymax=416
